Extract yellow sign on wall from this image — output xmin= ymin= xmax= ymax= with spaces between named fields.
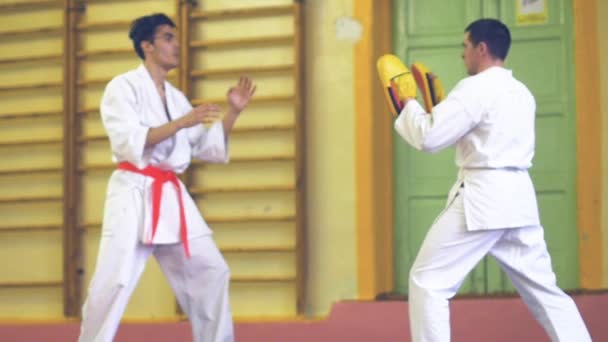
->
xmin=516 ymin=0 xmax=548 ymax=25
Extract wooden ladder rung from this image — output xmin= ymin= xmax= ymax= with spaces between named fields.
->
xmin=81 ymin=214 xmax=295 ymax=230
xmin=77 ymin=78 xmax=110 ymax=87
xmin=230 ymin=275 xmax=295 ymax=283
xmin=0 ymin=26 xmax=62 ymax=39
xmin=190 ymin=4 xmax=294 ymax=20
xmin=0 ymin=110 xmax=62 ymax=120
xmin=205 ymin=214 xmax=295 ymax=224
xmin=0 ymin=53 xmax=62 ymax=65
xmin=79 ymin=124 xmax=292 ymax=144
xmin=80 ymin=0 xmax=150 ymax=3
xmin=190 ymin=64 xmax=293 ymax=78
xmin=76 ymin=19 xmax=132 ymax=31
xmin=190 ymin=35 xmax=293 ymax=49
xmin=0 ymin=223 xmax=62 ymax=232
xmin=220 ymin=245 xmax=294 ymax=253
xmin=0 ymin=280 xmax=63 ymax=289
xmin=80 ymin=154 xmax=295 ymax=172
xmin=0 ymin=0 xmax=61 ymax=11
xmin=77 ymin=47 xmax=133 ymax=59
xmin=191 ymin=94 xmax=294 ymax=106
xmin=80 ymin=222 xmax=100 ymax=230
xmin=77 ymin=107 xmax=99 ymax=115
xmin=78 ymin=163 xmax=114 ymax=172
xmin=0 ymin=195 xmax=63 ymax=204
xmin=0 ymin=166 xmax=62 ymax=176
xmin=76 ymin=16 xmax=177 ymax=31
xmin=233 ymin=123 xmax=294 ymax=133
xmin=0 ymin=82 xmax=62 ymax=93
xmin=191 ymin=154 xmax=295 ymax=165
xmin=83 ymin=216 xmax=296 ymax=230
xmin=78 ymin=74 xmax=178 ymax=87
xmin=229 ymin=155 xmax=295 ymax=162
xmin=78 ymin=134 xmax=106 ymax=143
xmin=190 ymin=184 xmax=294 ymax=195
xmin=0 ymin=138 xmax=63 ymax=147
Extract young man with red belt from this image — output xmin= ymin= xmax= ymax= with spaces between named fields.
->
xmin=78 ymin=13 xmax=255 ymax=342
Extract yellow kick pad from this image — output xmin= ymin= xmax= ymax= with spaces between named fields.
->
xmin=376 ymin=54 xmax=417 ymax=116
xmin=411 ymin=62 xmax=445 ymax=113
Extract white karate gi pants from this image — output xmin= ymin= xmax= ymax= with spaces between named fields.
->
xmin=78 ymin=234 xmax=233 ymax=342
xmin=408 ymin=187 xmax=591 ymax=342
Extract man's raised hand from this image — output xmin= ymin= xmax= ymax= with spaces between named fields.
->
xmin=227 ymin=76 xmax=256 ymax=114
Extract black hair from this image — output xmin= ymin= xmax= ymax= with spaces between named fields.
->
xmin=128 ymin=13 xmax=176 ymax=60
xmin=465 ymin=19 xmax=511 ymax=60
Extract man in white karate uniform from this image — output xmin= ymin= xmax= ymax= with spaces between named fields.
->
xmin=79 ymin=13 xmax=255 ymax=342
xmin=394 ymin=19 xmax=591 ymax=341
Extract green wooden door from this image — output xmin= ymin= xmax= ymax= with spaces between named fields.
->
xmin=392 ymin=0 xmax=579 ymax=295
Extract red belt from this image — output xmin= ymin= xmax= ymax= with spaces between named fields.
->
xmin=118 ymin=162 xmax=190 ymax=258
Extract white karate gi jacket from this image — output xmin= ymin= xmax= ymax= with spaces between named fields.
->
xmin=100 ymin=64 xmax=228 ymax=244
xmin=395 ymin=66 xmax=540 ymax=230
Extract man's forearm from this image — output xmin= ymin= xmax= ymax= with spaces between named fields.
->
xmin=222 ymin=108 xmax=240 ymax=137
xmin=145 ymin=120 xmax=182 ymax=147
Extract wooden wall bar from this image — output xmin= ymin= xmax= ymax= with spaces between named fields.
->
xmin=0 ymin=0 xmax=306 ymax=319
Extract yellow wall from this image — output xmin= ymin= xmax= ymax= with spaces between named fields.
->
xmin=0 ymin=4 xmax=65 ymax=318
xmin=304 ymin=0 xmax=358 ymax=316
xmin=600 ymin=0 xmax=608 ymax=287
xmin=3 ymin=0 xmax=606 ymax=322
xmin=353 ymin=0 xmax=393 ymax=300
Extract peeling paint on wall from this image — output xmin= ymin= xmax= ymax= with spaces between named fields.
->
xmin=335 ymin=16 xmax=362 ymax=42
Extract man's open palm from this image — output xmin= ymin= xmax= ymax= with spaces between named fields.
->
xmin=227 ymin=76 xmax=256 ymax=113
